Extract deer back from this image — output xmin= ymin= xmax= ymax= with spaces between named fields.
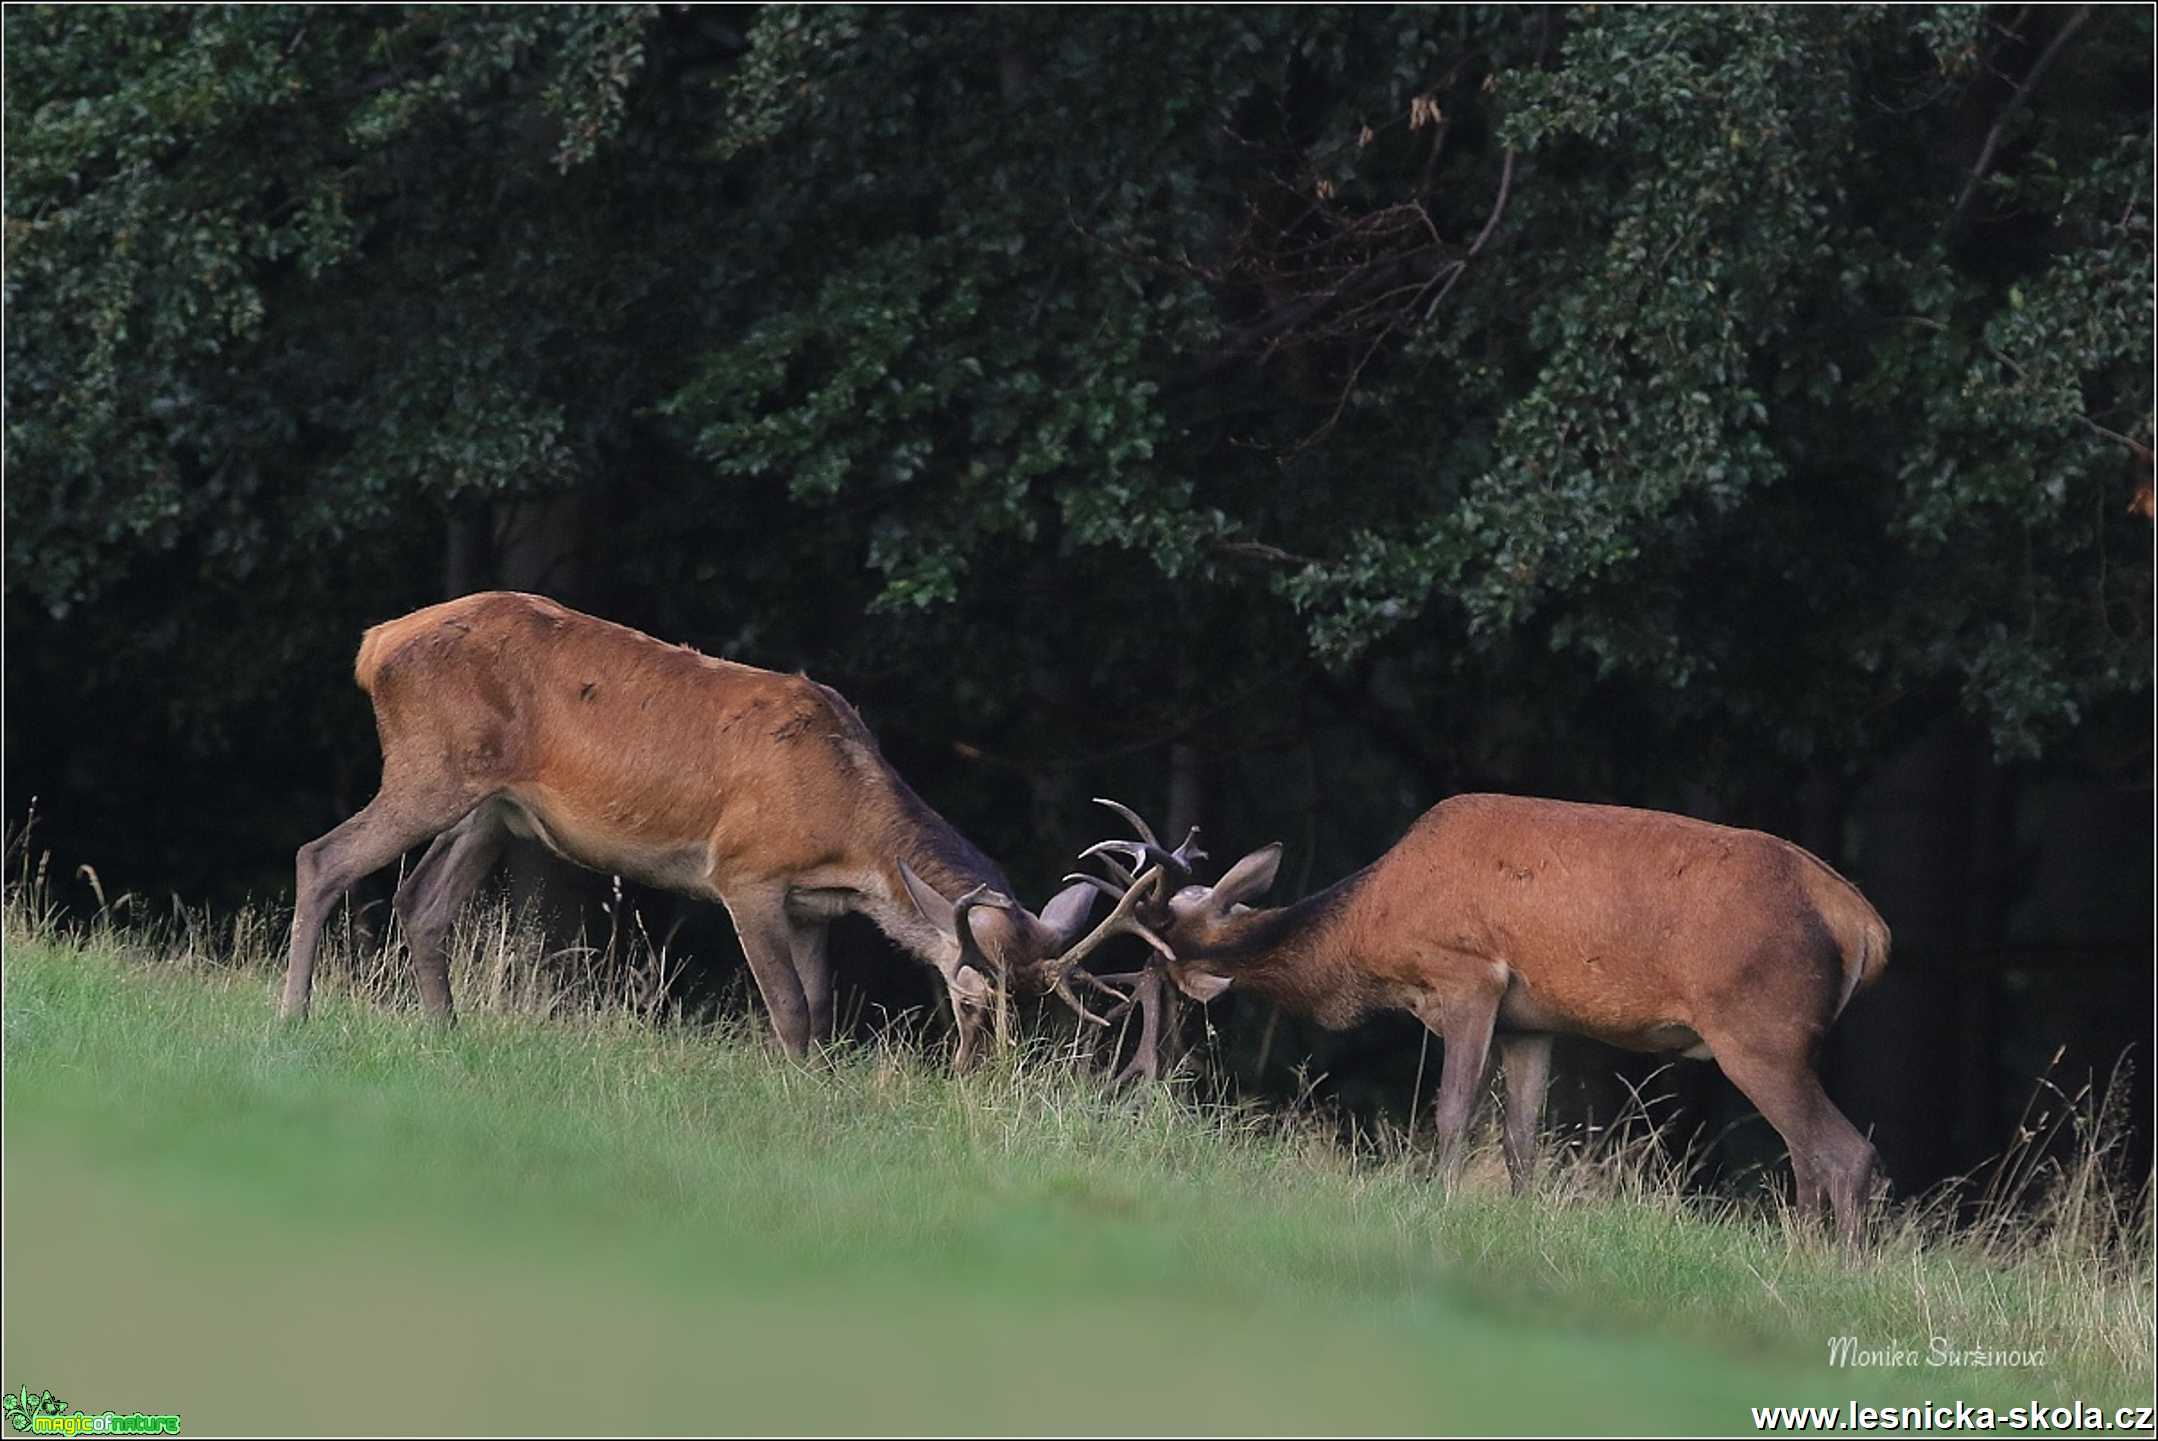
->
xmin=353 ymin=591 xmax=995 ymax=902
xmin=1344 ymin=794 xmax=1885 ymax=1043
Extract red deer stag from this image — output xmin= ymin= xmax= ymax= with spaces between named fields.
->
xmin=280 ymin=591 xmax=1125 ymax=1067
xmin=1056 ymin=794 xmax=1891 ymax=1244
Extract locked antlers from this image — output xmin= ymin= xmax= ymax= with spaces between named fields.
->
xmin=1036 ymin=799 xmax=1209 ymax=1016
xmin=1077 ymin=798 xmax=1207 ymax=907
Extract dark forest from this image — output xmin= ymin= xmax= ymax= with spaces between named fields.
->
xmin=7 ymin=4 xmax=2152 ymax=1200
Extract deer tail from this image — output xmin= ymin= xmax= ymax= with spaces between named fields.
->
xmin=353 ymin=619 xmax=404 ymax=695
xmin=1829 ymin=888 xmax=1892 ymax=1019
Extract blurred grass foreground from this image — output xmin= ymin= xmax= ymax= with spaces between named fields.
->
xmin=3 ymin=877 xmax=2151 ymax=1436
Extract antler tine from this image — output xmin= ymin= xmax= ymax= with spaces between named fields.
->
xmin=1077 ymin=969 xmax=1148 ymax=997
xmin=1084 ymin=837 xmax=1194 ymax=889
xmin=1076 ymin=840 xmax=1140 ymax=889
xmin=1080 ymin=838 xmax=1147 ymax=868
xmin=1062 ymin=872 xmax=1133 ymax=903
xmin=1172 ymin=826 xmax=1208 ymax=869
xmin=1048 ymin=971 xmax=1114 ymax=1028
xmin=1075 ymin=968 xmax=1148 ymax=1023
xmin=1046 ymin=866 xmax=1174 ymax=991
xmin=1046 ymin=931 xmax=1147 ymax=1030
xmin=1092 ymin=797 xmax=1161 ymax=848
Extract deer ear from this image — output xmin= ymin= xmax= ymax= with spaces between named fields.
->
xmin=961 ymin=902 xmax=1023 ymax=964
xmin=1036 ymin=880 xmax=1102 ymax=949
xmin=1171 ymin=966 xmax=1233 ymax=1003
xmin=949 ymin=964 xmax=994 ymax=1007
xmin=1207 ymin=843 xmax=1282 ymax=914
xmin=896 ymin=860 xmax=955 ymax=935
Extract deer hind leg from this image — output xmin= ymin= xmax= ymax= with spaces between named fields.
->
xmin=1788 ymin=1150 xmax=1828 ymax=1228
xmin=1497 ymin=1032 xmax=1554 ymax=1195
xmin=723 ymin=890 xmax=813 ymax=1059
xmin=1707 ymin=1034 xmax=1878 ymax=1249
xmin=391 ymin=803 xmax=510 ymax=1023
xmin=282 ymin=785 xmax=478 ymax=1022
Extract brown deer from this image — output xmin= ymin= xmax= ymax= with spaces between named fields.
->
xmin=1056 ymin=794 xmax=1891 ymax=1244
xmin=280 ymin=591 xmax=1130 ymax=1066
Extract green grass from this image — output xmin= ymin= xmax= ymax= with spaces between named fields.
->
xmin=3 ymin=904 xmax=2151 ymax=1436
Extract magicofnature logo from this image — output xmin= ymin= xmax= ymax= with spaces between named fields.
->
xmin=2 ymin=1387 xmax=178 ymax=1436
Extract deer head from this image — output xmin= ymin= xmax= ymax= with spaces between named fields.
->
xmin=895 ymin=862 xmax=1131 ymax=1022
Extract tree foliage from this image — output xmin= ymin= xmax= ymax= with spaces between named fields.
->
xmin=6 ymin=4 xmax=2149 ymax=907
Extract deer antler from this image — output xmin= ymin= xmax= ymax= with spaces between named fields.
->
xmin=1076 ymin=799 xmax=1211 ymax=1087
xmin=1092 ymin=797 xmax=1162 ymax=847
xmin=1075 ymin=841 xmax=1141 ymax=890
xmin=1087 ymin=798 xmax=1207 ymax=907
xmin=1041 ymin=866 xmax=1176 ymax=1025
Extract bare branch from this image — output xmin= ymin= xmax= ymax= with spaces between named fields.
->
xmin=1212 ymin=538 xmax=1316 ymax=569
xmin=1465 ymin=146 xmax=1517 ymax=262
xmin=1945 ymin=6 xmax=2094 ymax=236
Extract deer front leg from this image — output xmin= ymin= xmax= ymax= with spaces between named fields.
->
xmin=1414 ymin=974 xmax=1504 ymax=1188
xmin=1111 ymin=965 xmax=1168 ymax=1087
xmin=722 ymin=890 xmax=813 ymax=1059
xmin=786 ymin=917 xmax=834 ymax=1046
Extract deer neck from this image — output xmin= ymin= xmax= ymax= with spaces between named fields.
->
xmin=857 ymin=778 xmax=1013 ymax=977
xmin=1188 ymin=866 xmax=1379 ymax=1027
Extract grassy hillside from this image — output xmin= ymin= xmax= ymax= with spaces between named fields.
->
xmin=3 ymin=904 xmax=2150 ymax=1435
